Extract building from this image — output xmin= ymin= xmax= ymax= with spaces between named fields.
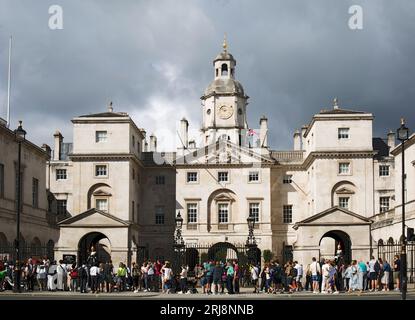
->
xmin=0 ymin=118 xmax=59 ymax=261
xmin=46 ymin=40 xmax=413 ymax=267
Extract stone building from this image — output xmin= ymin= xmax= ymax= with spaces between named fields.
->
xmin=45 ymin=41 xmax=413 ymax=266
xmin=0 ymin=118 xmax=59 ymax=261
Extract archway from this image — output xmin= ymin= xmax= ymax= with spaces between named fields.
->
xmin=319 ymin=230 xmax=352 ymax=264
xmin=78 ymin=232 xmax=111 ymax=265
xmin=207 ymin=242 xmax=239 ymax=262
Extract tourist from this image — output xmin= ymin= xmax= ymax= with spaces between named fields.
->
xmin=251 ymin=263 xmax=259 ymax=293
xmin=90 ymin=263 xmax=100 ymax=293
xmin=69 ymin=263 xmax=78 ymax=292
xmin=348 ymin=260 xmax=359 ymax=293
xmin=225 ymin=261 xmax=234 ymax=294
xmin=147 ymin=262 xmax=155 ymax=291
xmin=393 ymin=255 xmax=400 ymax=291
xmin=321 ymin=260 xmax=330 ymax=293
xmin=132 ymin=262 xmax=140 ymax=293
xmin=233 ymin=260 xmax=240 ymax=294
xmin=161 ymin=261 xmax=173 ymax=293
xmin=310 ymin=257 xmax=321 ymax=294
xmin=381 ymin=259 xmax=391 ymax=291
xmin=272 ymin=260 xmax=283 ymax=293
xmin=104 ymin=260 xmax=114 ymax=293
xmin=178 ymin=264 xmax=189 ymax=294
xmin=78 ymin=264 xmax=88 ymax=293
xmin=56 ymin=259 xmax=67 ymax=291
xmin=304 ymin=263 xmax=312 ymax=292
xmin=47 ymin=260 xmax=57 ymax=291
xmin=36 ymin=259 xmax=47 ymax=291
xmin=141 ymin=262 xmax=149 ymax=292
xmin=25 ymin=258 xmax=36 ymax=292
xmin=343 ymin=263 xmax=352 ymax=291
xmin=294 ymin=261 xmax=303 ymax=291
xmin=357 ymin=259 xmax=368 ymax=292
xmin=212 ymin=261 xmax=224 ymax=295
xmin=368 ymin=256 xmax=378 ymax=291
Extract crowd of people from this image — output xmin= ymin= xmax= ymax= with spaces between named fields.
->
xmin=0 ymin=254 xmax=404 ymax=295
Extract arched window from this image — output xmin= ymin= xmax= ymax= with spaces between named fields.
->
xmin=221 ymin=63 xmax=228 ymax=76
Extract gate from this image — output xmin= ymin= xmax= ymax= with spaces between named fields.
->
xmin=377 ymin=240 xmax=415 ymax=283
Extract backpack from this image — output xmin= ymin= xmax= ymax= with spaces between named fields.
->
xmin=374 ymin=261 xmax=380 ymax=273
xmin=70 ymin=269 xmax=78 ymax=278
xmin=292 ymin=267 xmax=298 ymax=277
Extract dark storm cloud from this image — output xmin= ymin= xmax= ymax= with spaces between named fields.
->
xmin=0 ymin=0 xmax=414 ymax=150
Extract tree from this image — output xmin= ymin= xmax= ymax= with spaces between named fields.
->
xmin=263 ymin=249 xmax=274 ymax=263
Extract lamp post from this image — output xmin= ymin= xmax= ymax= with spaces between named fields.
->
xmin=173 ymin=211 xmax=185 ymax=272
xmin=246 ymin=216 xmax=258 ymax=265
xmin=397 ymin=118 xmax=409 ymax=301
xmin=14 ymin=121 xmax=26 ymax=293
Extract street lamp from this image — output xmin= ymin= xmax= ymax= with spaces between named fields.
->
xmin=397 ymin=117 xmax=409 ymax=301
xmin=173 ymin=212 xmax=185 ymax=272
xmin=14 ymin=120 xmax=26 ymax=293
xmin=246 ymin=216 xmax=258 ymax=265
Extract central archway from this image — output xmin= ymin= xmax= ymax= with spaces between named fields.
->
xmin=78 ymin=232 xmax=111 ymax=265
xmin=319 ymin=230 xmax=352 ymax=264
xmin=207 ymin=242 xmax=239 ymax=262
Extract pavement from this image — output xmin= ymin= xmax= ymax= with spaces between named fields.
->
xmin=1 ymin=287 xmax=414 ymax=300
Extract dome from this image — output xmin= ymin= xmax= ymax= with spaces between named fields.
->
xmin=204 ymin=78 xmax=245 ymax=97
xmin=213 ymin=52 xmax=235 ymax=63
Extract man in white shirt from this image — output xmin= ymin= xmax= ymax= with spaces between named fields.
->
xmin=321 ymin=260 xmax=331 ymax=293
xmin=310 ymin=257 xmax=321 ymax=293
xmin=89 ymin=264 xmax=100 ymax=293
xmin=251 ymin=264 xmax=259 ymax=293
xmin=294 ymin=261 xmax=303 ymax=291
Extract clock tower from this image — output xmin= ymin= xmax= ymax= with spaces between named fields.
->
xmin=201 ymin=37 xmax=249 ymax=146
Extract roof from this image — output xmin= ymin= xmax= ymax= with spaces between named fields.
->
xmin=204 ymin=78 xmax=245 ymax=97
xmin=79 ymin=111 xmax=129 ymax=118
xmin=318 ymin=108 xmax=365 ymax=115
xmin=214 ymin=52 xmax=236 ymax=63
xmin=372 ymin=138 xmax=390 ymax=159
xmin=58 ymin=208 xmax=131 ymax=226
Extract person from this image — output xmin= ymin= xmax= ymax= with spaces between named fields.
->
xmin=368 ymin=256 xmax=378 ymax=291
xmin=132 ymin=262 xmax=141 ymax=293
xmin=382 ymin=259 xmax=391 ymax=291
xmin=141 ymin=262 xmax=149 ymax=292
xmin=147 ymin=262 xmax=155 ymax=291
xmin=25 ymin=258 xmax=36 ymax=292
xmin=98 ymin=262 xmax=105 ymax=293
xmin=116 ymin=262 xmax=127 ymax=291
xmin=36 ymin=259 xmax=47 ymax=291
xmin=225 ymin=261 xmax=234 ymax=294
xmin=104 ymin=260 xmax=114 ymax=293
xmin=321 ymin=260 xmax=330 ymax=293
xmin=69 ymin=263 xmax=78 ymax=292
xmin=304 ymin=264 xmax=312 ymax=292
xmin=328 ymin=261 xmax=339 ymax=294
xmin=349 ymin=260 xmax=359 ymax=293
xmin=251 ymin=263 xmax=259 ymax=293
xmin=259 ymin=264 xmax=267 ymax=292
xmin=78 ymin=264 xmax=88 ymax=293
xmin=393 ymin=255 xmax=400 ymax=291
xmin=357 ymin=259 xmax=368 ymax=292
xmin=89 ymin=263 xmax=100 ymax=293
xmin=212 ymin=261 xmax=224 ymax=295
xmin=343 ymin=263 xmax=352 ymax=291
xmin=204 ymin=261 xmax=213 ymax=295
xmin=294 ymin=261 xmax=303 ymax=291
xmin=310 ymin=257 xmax=321 ymax=294
xmin=178 ymin=264 xmax=189 ymax=294
xmin=377 ymin=258 xmax=384 ymax=291
xmin=272 ymin=260 xmax=283 ymax=293
xmin=86 ymin=245 xmax=98 ymax=268
xmin=154 ymin=260 xmax=162 ymax=291
xmin=161 ymin=261 xmax=173 ymax=293
xmin=233 ymin=260 xmax=240 ymax=294
xmin=47 ymin=261 xmax=57 ymax=291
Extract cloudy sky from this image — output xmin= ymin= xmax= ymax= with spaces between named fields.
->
xmin=0 ymin=0 xmax=414 ymax=151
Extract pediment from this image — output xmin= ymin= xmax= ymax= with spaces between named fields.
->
xmin=58 ymin=208 xmax=129 ymax=227
xmin=293 ymin=206 xmax=372 ymax=229
xmin=93 ymin=190 xmax=112 ymax=196
xmin=335 ymin=187 xmax=355 ymax=194
xmin=215 ymin=194 xmax=235 ymax=202
xmin=175 ymin=140 xmax=274 ymax=166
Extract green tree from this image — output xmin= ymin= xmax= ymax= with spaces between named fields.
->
xmin=263 ymin=249 xmax=274 ymax=263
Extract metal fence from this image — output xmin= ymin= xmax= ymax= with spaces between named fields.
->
xmin=377 ymin=240 xmax=415 ymax=283
xmin=0 ymin=241 xmax=55 ymax=263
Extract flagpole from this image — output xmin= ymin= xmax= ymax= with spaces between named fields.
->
xmin=6 ymin=36 xmax=12 ymax=128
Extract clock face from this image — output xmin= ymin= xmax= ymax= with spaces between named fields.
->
xmin=218 ymin=105 xmax=234 ymax=119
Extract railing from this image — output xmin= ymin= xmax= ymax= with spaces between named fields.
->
xmin=272 ymin=150 xmax=304 ymax=162
xmin=0 ymin=241 xmax=55 ymax=262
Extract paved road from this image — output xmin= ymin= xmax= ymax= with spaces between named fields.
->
xmin=1 ymin=288 xmax=413 ymax=300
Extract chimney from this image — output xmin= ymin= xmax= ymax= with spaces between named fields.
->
xmin=259 ymin=116 xmax=268 ymax=148
xmin=180 ymin=118 xmax=189 ymax=148
xmin=150 ymin=134 xmax=157 ymax=152
xmin=53 ymin=131 xmax=63 ymax=160
xmin=41 ymin=144 xmax=52 ymax=158
xmin=387 ymin=130 xmax=395 ymax=152
xmin=293 ymin=129 xmax=301 ymax=150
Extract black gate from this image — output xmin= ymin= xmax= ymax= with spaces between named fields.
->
xmin=377 ymin=240 xmax=415 ymax=283
xmin=0 ymin=241 xmax=55 ymax=262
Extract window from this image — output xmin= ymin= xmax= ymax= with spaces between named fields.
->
xmin=379 ymin=165 xmax=390 ymax=176
xmin=283 ymin=205 xmax=292 ymax=223
xmin=155 ymin=206 xmax=165 ymax=225
xmin=221 ymin=63 xmax=228 ymax=76
xmin=0 ymin=163 xmax=4 ymax=198
xmin=218 ymin=203 xmax=229 ymax=223
xmin=249 ymin=202 xmax=260 ymax=222
xmin=339 ymin=197 xmax=349 ymax=209
xmin=96 ymin=199 xmax=108 ymax=212
xmin=248 ymin=171 xmax=259 ymax=182
xmin=283 ymin=175 xmax=292 ymax=184
xmin=32 ymin=178 xmax=39 ymax=208
xmin=187 ymin=172 xmax=198 ymax=183
xmin=132 ymin=135 xmax=135 ymax=148
xmin=56 ymin=169 xmax=67 ymax=180
xmin=187 ymin=203 xmax=198 ymax=224
xmin=155 ymin=175 xmax=165 ymax=185
xmin=218 ymin=171 xmax=229 ymax=182
xmin=338 ymin=163 xmax=350 ymax=175
xmin=380 ymin=197 xmax=390 ymax=213
xmin=95 ymin=165 xmax=107 ymax=177
xmin=95 ymin=131 xmax=107 ymax=143
xmin=338 ymin=128 xmax=350 ymax=139
xmin=57 ymin=200 xmax=67 ymax=215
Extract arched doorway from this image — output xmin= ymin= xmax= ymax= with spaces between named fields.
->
xmin=207 ymin=242 xmax=239 ymax=262
xmin=78 ymin=232 xmax=111 ymax=265
xmin=185 ymin=248 xmax=199 ymax=270
xmin=319 ymin=230 xmax=352 ymax=264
